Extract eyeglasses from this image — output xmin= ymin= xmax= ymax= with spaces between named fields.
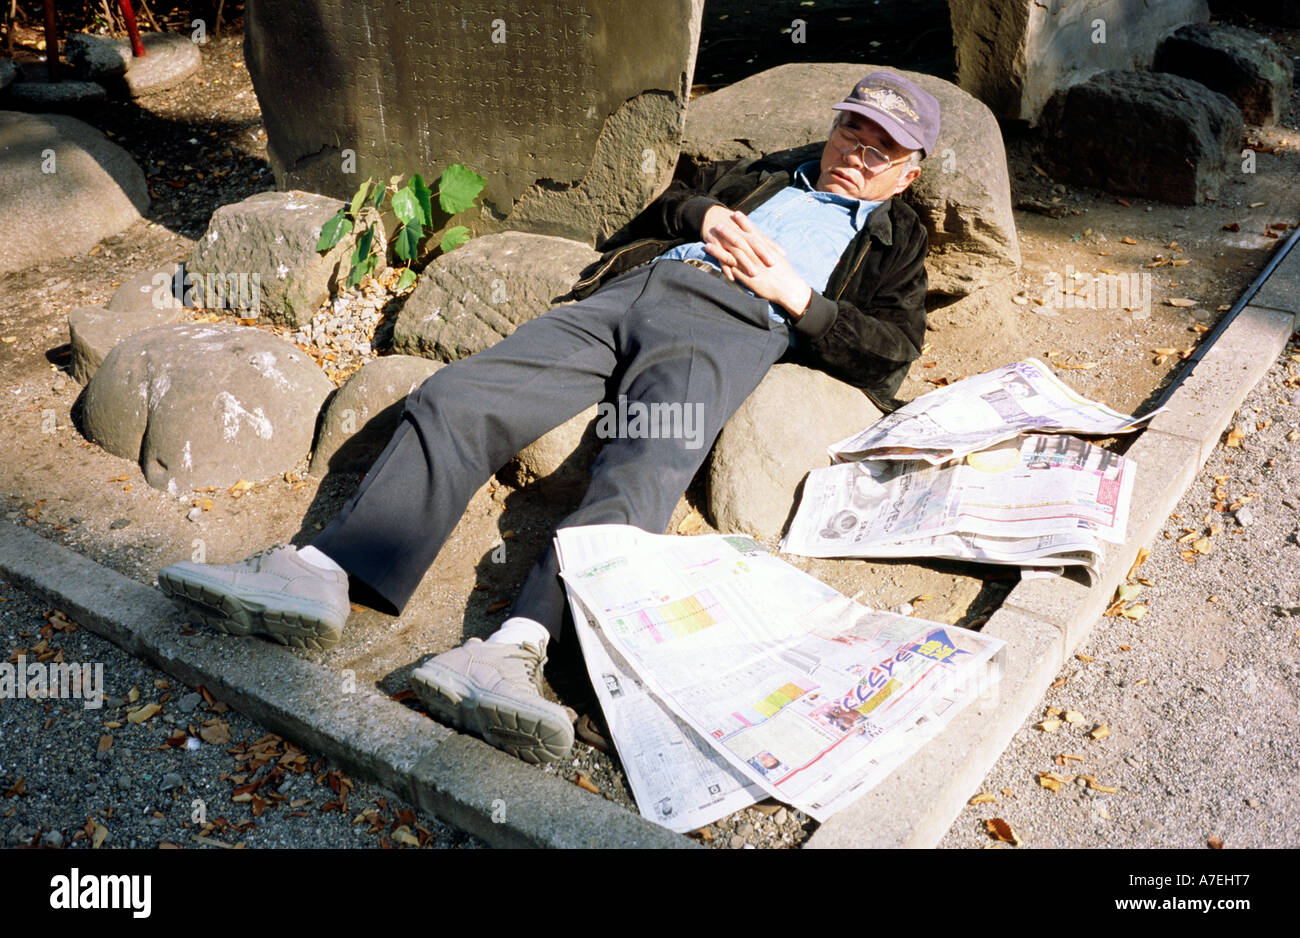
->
xmin=830 ymin=122 xmax=911 ymax=171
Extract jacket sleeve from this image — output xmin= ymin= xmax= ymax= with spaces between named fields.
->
xmin=790 ymin=216 xmax=929 ymax=395
xmin=618 ymin=158 xmax=757 ymax=243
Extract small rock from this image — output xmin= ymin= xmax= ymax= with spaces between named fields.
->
xmin=43 ymin=830 xmax=65 ymax=848
xmin=160 ymin=773 xmax=183 ymax=792
xmin=178 ymin=692 xmax=202 ymax=713
xmin=1246 ymin=797 xmax=1259 ymax=808
xmin=737 ymin=822 xmax=755 ymax=838
xmin=1124 ymin=755 xmax=1140 ymax=767
xmin=729 ymin=835 xmax=746 ymax=849
xmin=774 ymin=807 xmax=789 ymax=825
xmin=186 ymin=506 xmax=203 ymax=523
xmin=116 ymin=773 xmax=131 ymax=790
xmin=7 ymin=824 xmax=33 ymax=846
xmin=1235 ymin=506 xmax=1254 ymax=527
xmin=108 ymin=518 xmax=131 ymax=530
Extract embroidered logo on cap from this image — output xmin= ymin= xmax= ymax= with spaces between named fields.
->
xmin=854 ymin=84 xmax=920 ymax=122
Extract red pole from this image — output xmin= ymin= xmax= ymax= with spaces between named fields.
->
xmin=117 ymin=0 xmax=146 ymax=57
xmin=42 ymin=0 xmax=57 ymax=80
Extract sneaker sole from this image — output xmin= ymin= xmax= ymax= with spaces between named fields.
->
xmin=158 ymin=567 xmax=344 ymax=651
xmin=409 ymin=661 xmax=574 ymax=765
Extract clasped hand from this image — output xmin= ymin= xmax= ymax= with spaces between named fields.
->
xmin=701 ymin=206 xmax=813 ymax=317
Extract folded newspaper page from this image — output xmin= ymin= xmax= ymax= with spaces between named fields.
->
xmin=830 ymin=358 xmax=1161 ymax=466
xmin=781 ymin=434 xmax=1135 ymax=580
xmin=557 ymin=525 xmax=1005 ymax=823
xmin=557 ymin=526 xmax=765 ymax=833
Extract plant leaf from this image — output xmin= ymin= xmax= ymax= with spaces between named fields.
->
xmin=394 ymin=222 xmax=422 ymax=262
xmin=347 ymin=226 xmax=376 ymax=288
xmin=349 ymin=178 xmax=373 ymax=218
xmin=438 ymin=163 xmax=486 ymax=214
xmin=391 ymin=185 xmax=422 ymax=227
xmin=440 ymin=225 xmax=471 ymax=253
xmin=411 ymin=173 xmax=434 ymax=227
xmin=316 ymin=210 xmax=353 ymax=252
xmin=395 ymin=267 xmax=417 ymax=293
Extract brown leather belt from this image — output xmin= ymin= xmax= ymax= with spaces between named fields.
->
xmin=680 ymin=256 xmax=748 ymax=293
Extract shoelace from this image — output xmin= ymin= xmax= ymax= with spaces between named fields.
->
xmin=244 ymin=543 xmax=290 ymax=570
xmin=503 ymin=643 xmax=547 ymax=690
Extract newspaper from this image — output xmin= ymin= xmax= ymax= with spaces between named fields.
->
xmin=830 ymin=358 xmax=1161 ymax=466
xmin=557 ymin=526 xmax=765 ymax=833
xmin=781 ymin=434 xmax=1135 ymax=581
xmin=556 ymin=525 xmax=1005 ymax=823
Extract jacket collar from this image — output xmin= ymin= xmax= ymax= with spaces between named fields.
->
xmin=865 ymin=200 xmax=895 ymax=247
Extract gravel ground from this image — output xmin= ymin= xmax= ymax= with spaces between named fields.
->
xmin=940 ymin=333 xmax=1300 ymax=849
xmin=0 ymin=579 xmax=484 ymax=850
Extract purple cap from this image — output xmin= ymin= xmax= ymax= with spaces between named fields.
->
xmin=831 ymin=71 xmax=941 ymax=159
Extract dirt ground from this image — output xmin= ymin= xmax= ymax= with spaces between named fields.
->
xmin=1 ymin=6 xmax=1297 ymax=845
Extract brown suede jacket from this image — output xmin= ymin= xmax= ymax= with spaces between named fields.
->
xmin=571 ymin=145 xmax=930 ymax=410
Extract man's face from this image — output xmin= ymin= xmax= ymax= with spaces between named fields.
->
xmin=816 ymin=112 xmax=922 ymax=202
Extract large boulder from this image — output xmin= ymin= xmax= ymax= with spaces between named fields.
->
xmin=68 ymin=304 xmax=187 ymax=386
xmin=949 ymin=0 xmax=1209 ymax=124
xmin=496 ymin=404 xmax=602 ymax=491
xmin=679 ymin=62 xmax=1021 ymax=298
xmin=1155 ymin=23 xmax=1294 ymax=126
xmin=705 ymin=363 xmax=883 ymax=540
xmin=0 ymin=112 xmax=148 ymax=275
xmin=244 ymin=0 xmax=705 ymax=246
xmin=83 ymin=323 xmax=332 ymax=492
xmin=1038 ymin=70 xmax=1243 ymax=206
xmin=187 ymin=191 xmax=382 ymax=328
xmin=310 ymin=355 xmax=442 ymax=474
xmin=0 ymin=59 xmax=18 ymax=92
xmin=392 ymin=232 xmax=600 ymax=362
xmin=1223 ymin=0 xmax=1300 ymax=27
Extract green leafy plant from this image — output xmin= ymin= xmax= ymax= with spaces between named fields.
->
xmin=316 ymin=163 xmax=487 ymax=292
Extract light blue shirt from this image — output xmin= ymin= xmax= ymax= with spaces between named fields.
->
xmin=656 ymin=160 xmax=881 ymax=337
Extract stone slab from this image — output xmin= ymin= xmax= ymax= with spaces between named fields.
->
xmin=1144 ymin=306 xmax=1295 ymax=465
xmin=1250 ymin=243 xmax=1300 ymax=319
xmin=0 ymin=521 xmax=688 ymax=849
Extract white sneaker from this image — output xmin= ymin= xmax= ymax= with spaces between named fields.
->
xmin=158 ymin=545 xmax=350 ymax=650
xmin=410 ymin=638 xmax=575 ymax=764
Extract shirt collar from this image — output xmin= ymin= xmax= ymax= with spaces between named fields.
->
xmin=793 ymin=159 xmax=879 ymax=230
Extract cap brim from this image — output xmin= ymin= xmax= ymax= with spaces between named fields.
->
xmin=832 ymin=102 xmax=925 ymax=154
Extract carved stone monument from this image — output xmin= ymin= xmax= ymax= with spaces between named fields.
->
xmin=244 ymin=0 xmax=705 ymax=246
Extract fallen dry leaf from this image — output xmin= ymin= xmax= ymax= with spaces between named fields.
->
xmin=391 ymin=825 xmax=420 ymax=847
xmin=1076 ymin=653 xmax=1095 ymax=663
xmin=127 ymin=703 xmax=161 ymax=724
xmin=985 ymin=817 xmax=1021 ymax=845
xmin=199 ymin=718 xmax=231 ymax=745
xmin=1226 ymin=427 xmax=1245 ymax=448
xmin=968 ymin=792 xmax=997 ymax=805
xmin=1064 ymin=710 xmax=1085 ymax=724
xmin=485 ymin=599 xmax=510 ymax=613
xmin=575 ymin=773 xmax=600 ymax=795
xmin=1207 ymin=835 xmax=1224 ymax=850
xmin=1121 ymin=236 xmax=1137 ymax=244
xmin=1165 ymin=298 xmax=1197 ymax=307
xmin=1089 ymin=723 xmax=1111 ymax=740
xmin=92 ymin=823 xmax=108 ymax=849
xmin=1038 ymin=718 xmax=1063 ymax=733
xmin=1119 ymin=604 xmax=1148 ymax=620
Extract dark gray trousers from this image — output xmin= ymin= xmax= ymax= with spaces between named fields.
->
xmin=311 ymin=259 xmax=791 ymax=641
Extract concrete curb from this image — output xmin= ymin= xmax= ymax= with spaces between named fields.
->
xmin=0 ymin=523 xmax=690 ymax=849
xmin=807 ymin=297 xmax=1297 ymax=848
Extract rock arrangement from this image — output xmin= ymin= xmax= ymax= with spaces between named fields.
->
xmin=0 ymin=31 xmax=201 ymax=112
